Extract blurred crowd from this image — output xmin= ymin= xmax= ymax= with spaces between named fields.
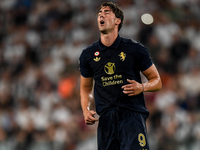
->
xmin=0 ymin=0 xmax=200 ymax=150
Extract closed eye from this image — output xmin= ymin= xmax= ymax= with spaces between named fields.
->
xmin=98 ymin=9 xmax=111 ymax=16
xmin=104 ymin=10 xmax=111 ymax=14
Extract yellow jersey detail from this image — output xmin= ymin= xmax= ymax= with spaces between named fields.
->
xmin=119 ymin=52 xmax=126 ymax=61
xmin=94 ymin=57 xmax=101 ymax=62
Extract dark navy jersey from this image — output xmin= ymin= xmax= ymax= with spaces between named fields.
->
xmin=79 ymin=35 xmax=153 ymax=117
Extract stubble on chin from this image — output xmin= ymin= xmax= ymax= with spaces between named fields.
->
xmin=100 ymin=29 xmax=108 ymax=34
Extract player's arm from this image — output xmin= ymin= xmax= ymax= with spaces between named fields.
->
xmin=122 ymin=64 xmax=162 ymax=96
xmin=141 ymin=64 xmax=162 ymax=92
xmin=80 ymin=75 xmax=98 ymax=125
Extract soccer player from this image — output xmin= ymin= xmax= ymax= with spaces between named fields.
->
xmin=79 ymin=2 xmax=162 ymax=150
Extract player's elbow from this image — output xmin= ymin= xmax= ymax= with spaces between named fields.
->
xmin=157 ymin=78 xmax=162 ymax=91
xmin=151 ymin=77 xmax=162 ymax=92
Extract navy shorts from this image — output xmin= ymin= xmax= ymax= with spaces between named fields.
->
xmin=97 ymin=107 xmax=150 ymax=150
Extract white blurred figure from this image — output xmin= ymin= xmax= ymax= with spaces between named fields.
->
xmin=76 ymin=134 xmax=97 ymax=150
xmin=51 ymin=102 xmax=72 ymax=124
xmin=15 ymin=100 xmax=32 ymax=130
xmin=41 ymin=56 xmax=65 ymax=84
xmin=179 ymin=69 xmax=200 ymax=96
xmin=25 ymin=30 xmax=41 ymax=49
xmin=154 ymin=13 xmax=180 ymax=47
xmin=0 ymin=0 xmax=16 ymax=11
xmin=65 ymin=40 xmax=86 ymax=64
xmin=154 ymin=86 xmax=177 ymax=111
xmin=178 ymin=47 xmax=200 ymax=73
xmin=185 ymin=23 xmax=200 ymax=52
xmin=30 ymin=105 xmax=49 ymax=131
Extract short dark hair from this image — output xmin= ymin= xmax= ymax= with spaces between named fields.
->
xmin=97 ymin=2 xmax=124 ymax=31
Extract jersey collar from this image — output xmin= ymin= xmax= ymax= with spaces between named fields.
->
xmin=98 ymin=35 xmax=121 ymax=51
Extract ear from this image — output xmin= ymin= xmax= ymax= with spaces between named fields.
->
xmin=115 ymin=18 xmax=121 ymax=25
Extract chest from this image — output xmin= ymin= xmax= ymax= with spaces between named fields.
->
xmin=90 ymin=48 xmax=138 ymax=76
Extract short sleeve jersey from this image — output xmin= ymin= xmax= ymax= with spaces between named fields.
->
xmin=79 ymin=35 xmax=153 ymax=117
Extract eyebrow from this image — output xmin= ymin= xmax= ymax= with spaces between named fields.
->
xmin=98 ymin=9 xmax=111 ymax=13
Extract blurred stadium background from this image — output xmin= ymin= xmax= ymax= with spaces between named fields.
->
xmin=0 ymin=0 xmax=200 ymax=150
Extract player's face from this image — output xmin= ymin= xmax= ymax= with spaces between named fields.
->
xmin=97 ymin=6 xmax=119 ymax=34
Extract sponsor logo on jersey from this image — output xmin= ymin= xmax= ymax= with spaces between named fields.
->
xmin=94 ymin=57 xmax=101 ymax=62
xmin=104 ymin=62 xmax=116 ymax=75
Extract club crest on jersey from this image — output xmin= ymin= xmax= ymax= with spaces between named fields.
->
xmin=94 ymin=57 xmax=101 ymax=62
xmin=94 ymin=51 xmax=100 ymax=56
xmin=119 ymin=52 xmax=126 ymax=61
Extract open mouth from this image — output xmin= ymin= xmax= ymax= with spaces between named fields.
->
xmin=100 ymin=20 xmax=105 ymax=25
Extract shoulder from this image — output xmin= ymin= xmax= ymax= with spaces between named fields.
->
xmin=79 ymin=40 xmax=99 ymax=61
xmin=120 ymin=37 xmax=148 ymax=53
xmin=82 ymin=41 xmax=99 ymax=54
xmin=121 ymin=36 xmax=138 ymax=45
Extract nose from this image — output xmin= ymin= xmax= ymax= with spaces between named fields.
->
xmin=99 ymin=12 xmax=105 ymax=18
xmin=99 ymin=16 xmax=104 ymax=20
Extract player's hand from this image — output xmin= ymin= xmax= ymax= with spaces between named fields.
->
xmin=121 ymin=79 xmax=143 ymax=96
xmin=83 ymin=110 xmax=99 ymax=125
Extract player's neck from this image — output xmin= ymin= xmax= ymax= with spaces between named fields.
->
xmin=100 ymin=31 xmax=118 ymax=47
